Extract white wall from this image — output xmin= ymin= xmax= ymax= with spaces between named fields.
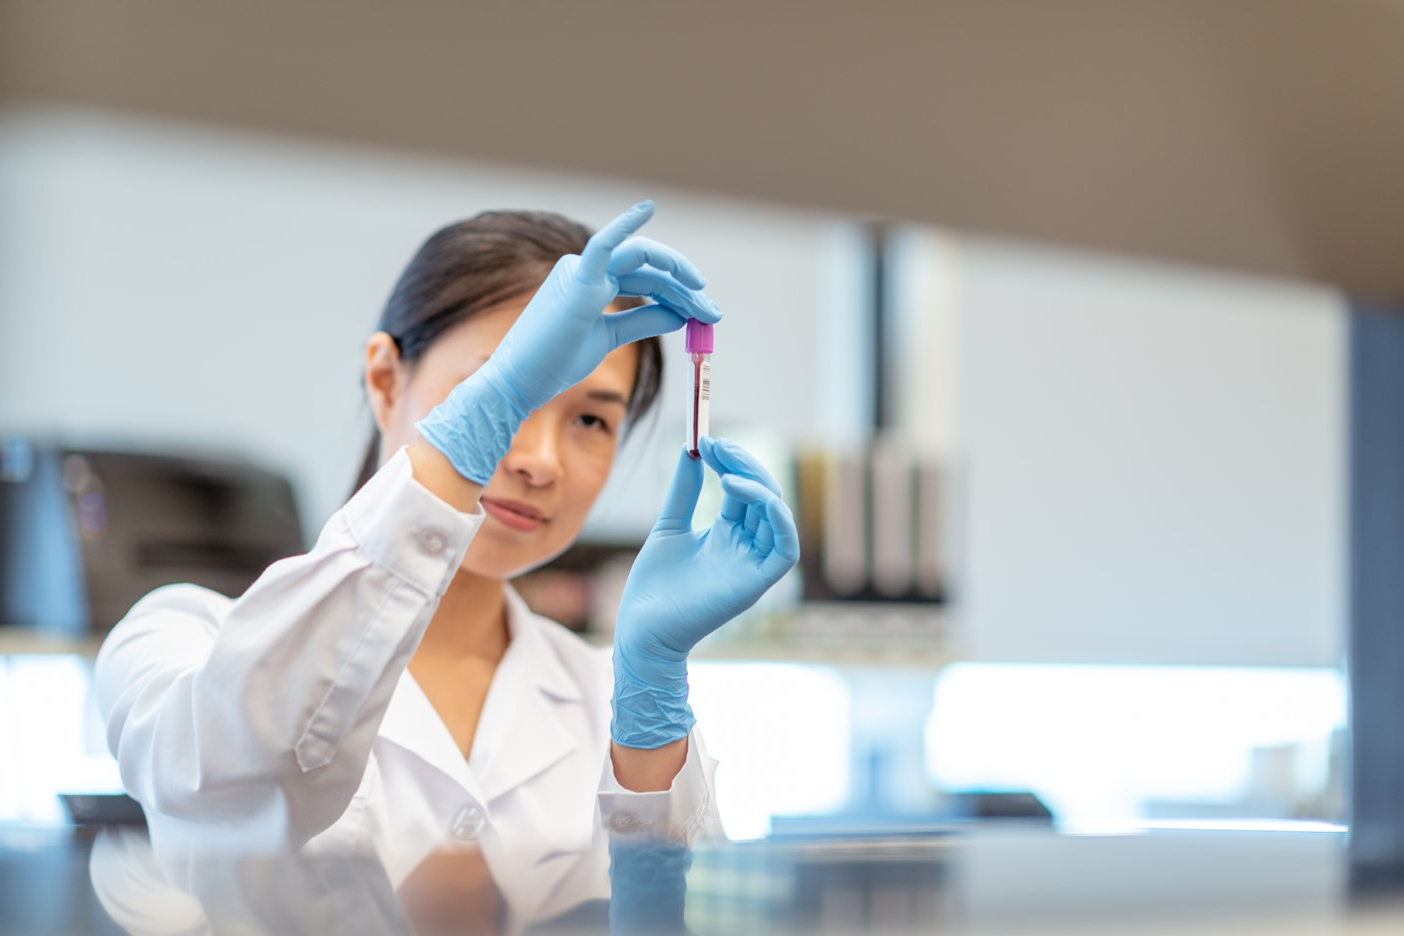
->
xmin=953 ymin=238 xmax=1346 ymax=667
xmin=0 ymin=108 xmax=1350 ymax=668
xmin=0 ymin=108 xmax=866 ymax=542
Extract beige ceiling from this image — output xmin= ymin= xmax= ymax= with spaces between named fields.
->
xmin=3 ymin=1 xmax=1402 ymax=297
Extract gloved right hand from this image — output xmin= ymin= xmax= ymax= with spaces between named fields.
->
xmin=416 ymin=200 xmax=721 ymax=485
xmin=612 ymin=438 xmax=801 ymax=748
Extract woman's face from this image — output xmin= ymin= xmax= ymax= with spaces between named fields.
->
xmin=372 ymin=299 xmax=639 ymax=580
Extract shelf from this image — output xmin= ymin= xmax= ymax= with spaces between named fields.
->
xmin=692 ymin=639 xmax=955 ymax=669
xmin=1 ymin=604 xmax=959 ymax=670
xmin=585 ymin=601 xmax=959 ymax=668
xmin=0 ymin=628 xmax=105 ymax=658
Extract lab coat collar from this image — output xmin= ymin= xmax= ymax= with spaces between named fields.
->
xmin=378 ymin=670 xmax=486 ymax=803
xmin=378 ymin=585 xmax=584 ymax=803
xmin=502 ymin=585 xmax=584 ymax=703
xmin=472 ymin=586 xmax=581 ymax=802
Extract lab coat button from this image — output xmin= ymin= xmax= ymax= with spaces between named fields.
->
xmin=416 ymin=528 xmax=448 ymax=556
xmin=451 ymin=804 xmax=486 ymax=841
xmin=608 ymin=811 xmax=640 ymax=833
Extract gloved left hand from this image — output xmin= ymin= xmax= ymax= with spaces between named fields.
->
xmin=480 ymin=200 xmax=720 ymax=415
xmin=416 ymin=200 xmax=721 ymax=485
xmin=611 ymin=437 xmax=801 ymax=749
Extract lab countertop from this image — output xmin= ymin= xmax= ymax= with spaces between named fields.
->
xmin=4 ymin=823 xmax=1401 ymax=935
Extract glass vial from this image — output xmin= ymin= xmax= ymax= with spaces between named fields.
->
xmin=685 ymin=320 xmax=714 ymax=459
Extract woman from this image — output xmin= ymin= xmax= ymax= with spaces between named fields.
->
xmin=93 ymin=202 xmax=799 ymax=914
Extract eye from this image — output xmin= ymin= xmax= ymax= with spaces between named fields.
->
xmin=577 ymin=413 xmax=613 ymax=434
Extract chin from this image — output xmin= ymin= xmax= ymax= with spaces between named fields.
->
xmin=460 ymin=538 xmax=577 ymax=581
xmin=459 ymin=554 xmax=533 ymax=581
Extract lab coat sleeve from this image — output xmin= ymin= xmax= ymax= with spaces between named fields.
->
xmin=93 ymin=447 xmax=483 ymax=850
xmin=596 ymin=728 xmax=721 ymax=845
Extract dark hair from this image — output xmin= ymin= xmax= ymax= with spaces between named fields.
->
xmin=352 ymin=210 xmax=663 ymax=492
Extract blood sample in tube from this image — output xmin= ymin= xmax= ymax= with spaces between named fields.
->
xmin=685 ymin=320 xmax=713 ymax=459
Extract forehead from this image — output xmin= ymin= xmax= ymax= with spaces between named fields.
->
xmin=427 ymin=303 xmax=520 ymax=357
xmin=589 ymin=341 xmax=640 ymax=399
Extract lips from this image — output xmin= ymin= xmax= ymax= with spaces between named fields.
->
xmin=480 ymin=497 xmax=548 ymax=532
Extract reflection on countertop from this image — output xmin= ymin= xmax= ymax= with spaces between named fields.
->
xmin=6 ymin=822 xmax=1404 ymax=935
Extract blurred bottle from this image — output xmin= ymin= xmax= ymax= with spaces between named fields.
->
xmin=794 ymin=435 xmax=946 ymax=605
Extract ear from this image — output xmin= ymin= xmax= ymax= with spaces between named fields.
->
xmin=364 ymin=332 xmax=404 ymax=435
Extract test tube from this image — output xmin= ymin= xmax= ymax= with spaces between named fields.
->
xmin=685 ymin=319 xmax=713 ymax=459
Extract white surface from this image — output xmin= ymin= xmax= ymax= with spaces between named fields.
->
xmin=0 ymin=107 xmax=864 ymax=542
xmin=886 ymin=225 xmax=962 ymax=458
xmin=689 ymin=662 xmax=852 ymax=840
xmin=0 ymin=655 xmax=119 ymax=825
xmin=956 ymin=239 xmax=1347 ymax=666
xmin=924 ymin=663 xmax=1346 ymax=830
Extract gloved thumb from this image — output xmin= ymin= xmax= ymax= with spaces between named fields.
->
xmin=652 ymin=445 xmax=704 ymax=533
xmin=606 ymin=303 xmax=687 ymax=349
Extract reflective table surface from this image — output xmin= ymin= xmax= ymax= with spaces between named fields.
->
xmin=3 ymin=823 xmax=1403 ymax=935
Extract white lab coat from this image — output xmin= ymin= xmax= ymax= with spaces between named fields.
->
xmin=93 ymin=446 xmax=716 ymax=923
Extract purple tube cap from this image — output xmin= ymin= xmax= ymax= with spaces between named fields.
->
xmin=685 ymin=319 xmax=714 ymax=354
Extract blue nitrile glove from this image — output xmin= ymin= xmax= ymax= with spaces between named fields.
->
xmin=415 ymin=200 xmax=722 ymax=484
xmin=612 ymin=437 xmax=801 ymax=748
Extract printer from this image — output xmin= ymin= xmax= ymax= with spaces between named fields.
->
xmin=0 ymin=437 xmax=305 ymax=635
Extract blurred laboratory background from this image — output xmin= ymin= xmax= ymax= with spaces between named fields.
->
xmin=5 ymin=1 xmax=1404 ymax=931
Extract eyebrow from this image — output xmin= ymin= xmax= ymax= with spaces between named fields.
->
xmin=584 ymin=389 xmax=629 ymax=408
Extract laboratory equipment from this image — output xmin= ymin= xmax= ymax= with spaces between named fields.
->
xmin=0 ymin=438 xmax=303 ymax=634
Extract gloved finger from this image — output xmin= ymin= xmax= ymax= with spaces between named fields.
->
xmin=605 ymin=303 xmax=687 ymax=348
xmin=581 ymin=201 xmax=656 ymax=279
xmin=718 ymin=473 xmax=749 ymax=524
xmin=719 ymin=475 xmax=801 ymax=574
xmin=754 ymin=514 xmax=776 ymax=553
xmin=719 ymin=473 xmax=780 ymax=529
xmin=700 ymin=437 xmax=784 ymax=498
xmin=607 ymin=237 xmax=707 ymax=290
xmin=757 ymin=495 xmax=801 ymax=580
xmin=744 ymin=501 xmax=764 ymax=537
xmin=615 ymin=269 xmax=722 ymax=324
xmin=653 ymin=444 xmax=705 ymax=534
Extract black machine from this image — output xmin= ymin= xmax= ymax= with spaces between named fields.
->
xmin=0 ymin=437 xmax=305 ymax=635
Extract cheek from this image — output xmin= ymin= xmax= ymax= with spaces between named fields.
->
xmin=401 ymin=379 xmax=456 ymax=424
xmin=387 ymin=379 xmax=460 ymax=449
xmin=562 ymin=443 xmax=616 ymax=510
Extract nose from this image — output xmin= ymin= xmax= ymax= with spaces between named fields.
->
xmin=500 ymin=410 xmax=564 ymax=487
